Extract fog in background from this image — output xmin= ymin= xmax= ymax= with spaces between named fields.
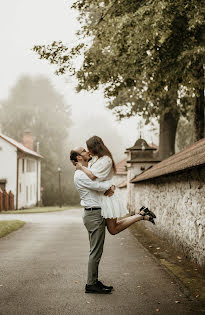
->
xmin=0 ymin=0 xmax=159 ymax=163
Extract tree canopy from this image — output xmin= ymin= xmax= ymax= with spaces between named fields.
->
xmin=33 ymin=0 xmax=205 ymax=156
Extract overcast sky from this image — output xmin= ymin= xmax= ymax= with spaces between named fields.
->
xmin=0 ymin=0 xmax=158 ymax=161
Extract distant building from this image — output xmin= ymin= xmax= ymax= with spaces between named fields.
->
xmin=114 ymin=157 xmax=128 ymax=185
xmin=0 ymin=131 xmax=43 ymax=209
xmin=126 ymin=138 xmax=160 ymax=210
xmin=114 ymin=138 xmax=160 ymax=210
xmin=113 ymin=157 xmax=128 ymax=202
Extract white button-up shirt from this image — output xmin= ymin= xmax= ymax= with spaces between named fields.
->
xmin=74 ymin=169 xmax=112 ymax=208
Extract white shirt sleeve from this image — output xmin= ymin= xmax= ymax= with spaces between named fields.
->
xmin=75 ymin=172 xmax=112 ymax=192
xmin=91 ymin=156 xmax=113 ymax=180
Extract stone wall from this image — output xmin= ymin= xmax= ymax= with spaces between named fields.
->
xmin=131 ymin=165 xmax=205 ymax=267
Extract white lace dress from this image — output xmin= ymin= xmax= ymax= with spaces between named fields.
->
xmin=89 ymin=156 xmax=129 ymax=219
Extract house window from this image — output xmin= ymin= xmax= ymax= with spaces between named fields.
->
xmin=27 ymin=159 xmax=36 ymax=172
xmin=22 ymin=159 xmax=25 ymax=173
xmin=0 ymin=180 xmax=6 ymax=191
xmin=26 ymin=186 xmax=28 ymax=202
xmin=19 ymin=183 xmax=21 ymax=193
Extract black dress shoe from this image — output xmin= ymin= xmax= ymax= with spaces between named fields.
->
xmin=140 ymin=206 xmax=156 ymax=218
xmin=139 ymin=207 xmax=156 ymax=225
xmin=85 ymin=283 xmax=112 ymax=294
xmin=97 ymin=280 xmax=113 ymax=291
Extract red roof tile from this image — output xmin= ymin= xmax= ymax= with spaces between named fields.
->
xmin=0 ymin=133 xmax=43 ymax=158
xmin=116 ymin=157 xmax=127 ymax=175
xmin=131 ymin=137 xmax=205 ymax=183
xmin=148 ymin=143 xmax=159 ymax=150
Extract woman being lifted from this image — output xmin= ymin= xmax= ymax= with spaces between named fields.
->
xmin=76 ymin=135 xmax=156 ymax=235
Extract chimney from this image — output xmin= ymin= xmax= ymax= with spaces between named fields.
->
xmin=23 ymin=130 xmax=33 ymax=150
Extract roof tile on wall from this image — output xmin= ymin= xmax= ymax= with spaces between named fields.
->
xmin=131 ymin=137 xmax=205 ymax=183
xmin=116 ymin=157 xmax=128 ymax=175
xmin=0 ymin=133 xmax=43 ymax=158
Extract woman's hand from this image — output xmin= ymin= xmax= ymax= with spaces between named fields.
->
xmin=104 ymin=185 xmax=115 ymax=197
xmin=75 ymin=162 xmax=83 ymax=170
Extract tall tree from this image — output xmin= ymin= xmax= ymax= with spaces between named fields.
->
xmin=33 ymin=0 xmax=205 ymax=158
xmin=0 ymin=75 xmax=79 ymax=206
xmin=176 ymin=115 xmax=195 ymax=152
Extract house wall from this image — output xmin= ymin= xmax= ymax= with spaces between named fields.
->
xmin=131 ymin=166 xmax=205 ymax=267
xmin=18 ymin=157 xmax=41 ymax=209
xmin=0 ymin=138 xmax=17 ymax=207
xmin=37 ymin=159 xmax=41 ymax=204
xmin=113 ymin=174 xmax=126 ymax=186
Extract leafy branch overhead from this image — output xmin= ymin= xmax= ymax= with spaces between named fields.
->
xmin=33 ymin=0 xmax=204 ymax=123
xmin=33 ymin=41 xmax=85 ymax=75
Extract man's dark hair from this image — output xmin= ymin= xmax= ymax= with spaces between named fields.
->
xmin=70 ymin=150 xmax=80 ymax=163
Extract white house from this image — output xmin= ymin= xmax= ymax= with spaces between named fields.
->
xmin=0 ymin=131 xmax=43 ymax=209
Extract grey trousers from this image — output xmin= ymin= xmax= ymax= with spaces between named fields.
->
xmin=83 ymin=209 xmax=106 ymax=285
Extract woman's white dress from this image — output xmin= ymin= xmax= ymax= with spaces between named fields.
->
xmin=89 ymin=156 xmax=129 ymax=219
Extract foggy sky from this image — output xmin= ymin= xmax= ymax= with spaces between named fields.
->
xmin=0 ymin=0 xmax=159 ymax=162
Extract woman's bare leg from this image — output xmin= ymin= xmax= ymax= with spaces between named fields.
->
xmin=106 ymin=214 xmax=148 ymax=235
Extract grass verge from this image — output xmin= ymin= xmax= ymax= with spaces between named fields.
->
xmin=0 ymin=220 xmax=25 ymax=238
xmin=0 ymin=205 xmax=80 ymax=215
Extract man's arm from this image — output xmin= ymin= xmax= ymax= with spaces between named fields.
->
xmin=76 ymin=172 xmax=113 ymax=192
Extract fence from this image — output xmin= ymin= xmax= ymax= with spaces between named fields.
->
xmin=0 ymin=189 xmax=14 ymax=211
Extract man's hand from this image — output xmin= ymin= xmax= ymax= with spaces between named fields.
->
xmin=71 ymin=160 xmax=77 ymax=167
xmin=104 ymin=185 xmax=115 ymax=197
xmin=75 ymin=162 xmax=83 ymax=170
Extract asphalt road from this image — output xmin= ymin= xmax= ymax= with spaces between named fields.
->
xmin=0 ymin=209 xmax=201 ymax=315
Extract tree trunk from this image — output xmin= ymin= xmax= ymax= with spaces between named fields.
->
xmin=194 ymin=64 xmax=204 ymax=141
xmin=159 ymin=109 xmax=179 ymax=160
xmin=158 ymin=87 xmax=180 ymax=160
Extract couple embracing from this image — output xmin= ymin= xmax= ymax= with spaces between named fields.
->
xmin=70 ymin=136 xmax=156 ymax=294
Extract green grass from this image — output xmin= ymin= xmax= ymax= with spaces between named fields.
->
xmin=0 ymin=205 xmax=80 ymax=215
xmin=0 ymin=220 xmax=25 ymax=238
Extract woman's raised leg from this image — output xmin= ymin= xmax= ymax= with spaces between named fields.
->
xmin=106 ymin=214 xmax=150 ymax=235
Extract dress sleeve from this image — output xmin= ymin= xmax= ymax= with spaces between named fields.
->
xmin=91 ymin=156 xmax=113 ymax=180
